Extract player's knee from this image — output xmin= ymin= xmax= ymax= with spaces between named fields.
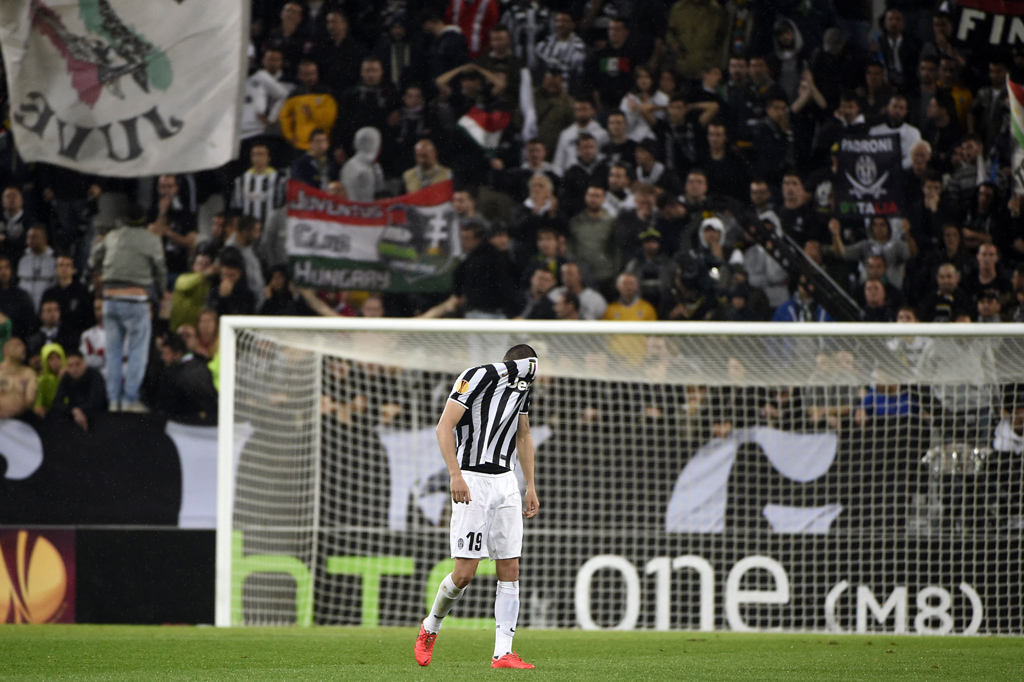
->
xmin=497 ymin=568 xmax=519 ymax=582
xmin=495 ymin=560 xmax=519 ymax=582
xmin=451 ymin=572 xmax=474 ymax=589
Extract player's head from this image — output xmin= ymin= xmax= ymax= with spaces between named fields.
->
xmin=503 ymin=344 xmax=537 ymax=362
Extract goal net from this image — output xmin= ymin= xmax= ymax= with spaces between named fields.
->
xmin=216 ymin=319 xmax=1024 ymax=635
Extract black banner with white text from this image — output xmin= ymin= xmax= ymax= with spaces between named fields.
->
xmin=836 ymin=134 xmax=904 ymax=219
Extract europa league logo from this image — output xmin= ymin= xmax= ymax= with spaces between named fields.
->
xmin=0 ymin=531 xmax=71 ymax=623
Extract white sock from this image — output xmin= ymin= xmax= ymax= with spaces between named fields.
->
xmin=423 ymin=574 xmax=464 ymax=633
xmin=493 ymin=580 xmax=520 ymax=659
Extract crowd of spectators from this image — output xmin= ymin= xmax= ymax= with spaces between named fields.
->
xmin=1 ymin=1 xmax=1024 ymax=422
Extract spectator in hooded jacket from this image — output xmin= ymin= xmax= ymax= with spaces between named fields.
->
xmin=767 ymin=18 xmax=810 ymax=102
xmin=33 ymin=342 xmax=66 ymax=416
xmin=341 ymin=127 xmax=385 ymax=201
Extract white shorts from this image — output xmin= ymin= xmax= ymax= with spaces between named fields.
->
xmin=449 ymin=471 xmax=523 ymax=560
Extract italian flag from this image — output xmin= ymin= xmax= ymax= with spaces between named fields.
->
xmin=458 ymin=106 xmax=511 ymax=157
xmin=1008 ymin=75 xmax=1024 ymax=193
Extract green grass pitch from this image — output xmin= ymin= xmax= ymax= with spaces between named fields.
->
xmin=3 ymin=626 xmax=1021 ymax=681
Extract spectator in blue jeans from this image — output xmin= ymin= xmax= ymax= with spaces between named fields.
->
xmin=89 ymin=205 xmax=166 ymax=412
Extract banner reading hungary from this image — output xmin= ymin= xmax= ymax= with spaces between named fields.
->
xmin=286 ymin=180 xmax=461 ymax=292
xmin=0 ymin=0 xmax=247 ymax=176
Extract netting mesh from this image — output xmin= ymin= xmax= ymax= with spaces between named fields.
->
xmin=227 ymin=322 xmax=1024 ymax=634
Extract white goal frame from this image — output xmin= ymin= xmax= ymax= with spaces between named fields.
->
xmin=214 ymin=317 xmax=1021 ymax=628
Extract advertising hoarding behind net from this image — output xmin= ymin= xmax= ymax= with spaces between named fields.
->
xmin=220 ymin=320 xmax=1024 ymax=634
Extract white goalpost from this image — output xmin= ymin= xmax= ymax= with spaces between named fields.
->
xmin=216 ymin=317 xmax=1024 ymax=635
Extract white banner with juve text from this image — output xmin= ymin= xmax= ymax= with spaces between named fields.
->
xmin=0 ymin=0 xmax=247 ymax=176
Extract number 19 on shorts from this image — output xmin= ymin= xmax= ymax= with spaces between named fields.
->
xmin=465 ymin=532 xmax=483 ymax=552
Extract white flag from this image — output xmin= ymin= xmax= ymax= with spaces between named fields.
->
xmin=0 ymin=0 xmax=248 ymax=176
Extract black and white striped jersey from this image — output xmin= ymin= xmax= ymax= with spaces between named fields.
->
xmin=231 ymin=168 xmax=286 ymax=222
xmin=501 ymin=2 xmax=553 ymax=73
xmin=447 ymin=357 xmax=538 ymax=474
xmin=534 ymin=33 xmax=587 ymax=81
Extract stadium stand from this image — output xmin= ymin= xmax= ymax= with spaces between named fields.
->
xmin=0 ymin=0 xmax=1023 ymax=419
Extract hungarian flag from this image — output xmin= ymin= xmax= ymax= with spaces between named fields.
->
xmin=457 ymin=106 xmax=510 ymax=157
xmin=286 ymin=179 xmax=461 ymax=293
xmin=1007 ymin=75 xmax=1024 ymax=193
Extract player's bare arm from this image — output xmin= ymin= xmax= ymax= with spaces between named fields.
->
xmin=436 ymin=399 xmax=471 ymax=504
xmin=517 ymin=414 xmax=539 ymax=518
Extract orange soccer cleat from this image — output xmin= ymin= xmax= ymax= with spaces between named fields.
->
xmin=414 ymin=623 xmax=437 ymax=666
xmin=491 ymin=652 xmax=535 ymax=669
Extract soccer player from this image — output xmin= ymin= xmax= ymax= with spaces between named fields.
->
xmin=415 ymin=344 xmax=540 ymax=669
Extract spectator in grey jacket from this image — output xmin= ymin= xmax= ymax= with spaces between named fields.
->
xmin=17 ymin=225 xmax=57 ymax=311
xmin=568 ymin=186 xmax=618 ymax=297
xmin=829 ymin=215 xmax=915 ymax=289
xmin=340 ymin=127 xmax=384 ymax=201
xmin=740 ymin=213 xmax=790 ymax=308
xmin=89 ymin=204 xmax=166 ymax=412
xmin=223 ymin=216 xmax=266 ymax=308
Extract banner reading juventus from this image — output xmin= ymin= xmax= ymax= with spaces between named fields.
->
xmin=286 ymin=180 xmax=461 ymax=293
xmin=0 ymin=0 xmax=248 ymax=176
xmin=836 ymin=133 xmax=904 ymax=219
